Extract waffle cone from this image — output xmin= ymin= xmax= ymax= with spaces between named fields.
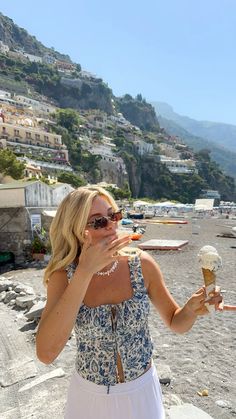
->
xmin=202 ymin=268 xmax=216 ymax=287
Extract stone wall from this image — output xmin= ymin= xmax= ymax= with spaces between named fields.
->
xmin=0 ymin=207 xmax=32 ymax=264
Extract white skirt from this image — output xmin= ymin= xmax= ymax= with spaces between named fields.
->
xmin=64 ymin=364 xmax=165 ymax=419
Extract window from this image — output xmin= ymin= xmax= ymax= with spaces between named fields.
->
xmin=26 ymin=132 xmax=31 ymax=139
xmin=14 ymin=129 xmax=20 ymax=136
xmin=44 ymin=135 xmax=49 ymax=141
xmin=30 ymin=214 xmax=41 ymax=232
xmin=35 ymin=134 xmax=40 ymax=141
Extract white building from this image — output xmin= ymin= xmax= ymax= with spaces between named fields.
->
xmin=15 ymin=95 xmax=56 ymax=114
xmin=134 ymin=139 xmax=153 ymax=156
xmin=43 ymin=54 xmax=56 ymax=65
xmin=159 ymin=155 xmax=197 ymax=174
xmin=0 ymin=41 xmax=9 ymax=54
xmin=23 ymin=53 xmax=42 ymax=63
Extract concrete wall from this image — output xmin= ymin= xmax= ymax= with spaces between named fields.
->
xmin=25 ymin=182 xmax=53 ymax=207
xmin=0 ymin=189 xmax=25 ymax=207
xmin=52 ymin=184 xmax=74 ymax=206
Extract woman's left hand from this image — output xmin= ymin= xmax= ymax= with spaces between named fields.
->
xmin=186 ymin=286 xmax=223 ymax=316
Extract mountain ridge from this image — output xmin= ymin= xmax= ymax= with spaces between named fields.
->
xmin=152 ymin=101 xmax=236 ymax=153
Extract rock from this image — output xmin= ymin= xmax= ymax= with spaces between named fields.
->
xmin=155 ymin=362 xmax=172 ymax=383
xmin=215 ymin=400 xmax=231 ymax=408
xmin=4 ymin=290 xmax=17 ymax=304
xmin=166 ymin=403 xmax=214 ymax=418
xmin=0 ymin=279 xmax=14 ymax=292
xmin=25 ymin=300 xmax=46 ymax=320
xmin=0 ymin=290 xmax=6 ymax=301
xmin=163 ymin=393 xmax=183 ymax=407
xmin=15 ymin=295 xmax=36 ymax=309
xmin=1 ymin=358 xmax=37 ymax=387
xmin=15 ymin=284 xmax=35 ymax=295
xmin=18 ymin=368 xmax=65 ymax=392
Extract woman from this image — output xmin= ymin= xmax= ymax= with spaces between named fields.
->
xmin=36 ymin=185 xmax=222 ymax=419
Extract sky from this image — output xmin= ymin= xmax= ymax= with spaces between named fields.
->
xmin=1 ymin=0 xmax=236 ymax=125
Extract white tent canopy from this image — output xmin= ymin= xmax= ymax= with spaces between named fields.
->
xmin=153 ymin=201 xmax=185 ymax=208
xmin=133 ymin=200 xmax=152 ymax=207
xmin=194 ymin=199 xmax=214 ymax=211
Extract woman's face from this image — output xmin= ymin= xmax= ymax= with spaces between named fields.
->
xmin=86 ymin=196 xmax=119 ymax=243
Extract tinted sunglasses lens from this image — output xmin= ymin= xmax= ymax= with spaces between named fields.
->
xmin=94 ymin=216 xmax=109 ymax=229
xmin=111 ymin=210 xmax=123 ymax=222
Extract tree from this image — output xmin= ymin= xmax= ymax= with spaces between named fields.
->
xmin=54 ymin=109 xmax=80 ymax=131
xmin=0 ymin=149 xmax=25 ymax=179
xmin=57 ymin=172 xmax=86 ymax=188
xmin=136 ymin=93 xmax=143 ymax=102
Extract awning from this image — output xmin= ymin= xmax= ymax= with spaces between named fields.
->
xmin=42 ymin=210 xmax=57 ymax=217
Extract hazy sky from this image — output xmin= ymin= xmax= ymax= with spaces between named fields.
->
xmin=1 ymin=0 xmax=236 ymax=125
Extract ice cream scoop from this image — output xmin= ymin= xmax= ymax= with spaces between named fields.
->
xmin=198 ymin=245 xmax=222 ymax=271
xmin=198 ymin=245 xmax=222 ymax=312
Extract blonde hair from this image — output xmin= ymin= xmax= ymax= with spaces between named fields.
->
xmin=44 ymin=185 xmax=118 ymax=285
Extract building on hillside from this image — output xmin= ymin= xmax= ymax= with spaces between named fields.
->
xmin=54 ymin=60 xmax=76 ymax=73
xmin=133 ymin=138 xmax=153 ymax=156
xmin=86 ymin=113 xmax=108 ymax=129
xmin=42 ymin=54 xmax=56 ymax=65
xmin=0 ymin=41 xmax=9 ymax=54
xmin=0 ymin=97 xmax=27 ymax=109
xmin=24 ymin=162 xmax=43 ymax=179
xmin=159 ymin=155 xmax=197 ymax=174
xmin=7 ymin=50 xmax=28 ymax=63
xmin=158 ymin=143 xmax=180 ymax=158
xmin=109 ymin=113 xmax=131 ymax=127
xmin=23 ymin=53 xmax=42 ymax=63
xmin=0 ymin=90 xmax=11 ymax=99
xmin=0 ymin=121 xmax=69 ymax=162
xmin=18 ymin=157 xmax=73 ymax=174
xmin=14 ymin=95 xmax=56 ymax=114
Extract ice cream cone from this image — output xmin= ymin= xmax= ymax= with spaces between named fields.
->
xmin=201 ymin=268 xmax=216 ymax=287
xmin=201 ymin=268 xmax=216 ymax=313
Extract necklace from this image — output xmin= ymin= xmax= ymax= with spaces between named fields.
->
xmin=96 ymin=260 xmax=119 ymax=277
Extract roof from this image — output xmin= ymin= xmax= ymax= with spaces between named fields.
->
xmin=0 ymin=180 xmax=39 ymax=190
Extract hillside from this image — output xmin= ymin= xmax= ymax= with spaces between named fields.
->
xmin=153 ymin=101 xmax=236 ymax=153
xmin=0 ymin=13 xmax=71 ymax=62
xmin=115 ymin=95 xmax=160 ymax=132
xmin=157 ymin=115 xmax=236 ymax=180
xmin=0 ymin=13 xmax=235 ymax=201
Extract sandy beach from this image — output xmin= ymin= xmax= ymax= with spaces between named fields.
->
xmin=0 ymin=216 xmax=236 ymax=418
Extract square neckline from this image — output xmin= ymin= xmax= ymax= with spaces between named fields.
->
xmin=79 ymin=256 xmax=142 ymax=310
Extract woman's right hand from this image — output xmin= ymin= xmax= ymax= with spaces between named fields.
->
xmin=77 ymin=230 xmax=131 ymax=276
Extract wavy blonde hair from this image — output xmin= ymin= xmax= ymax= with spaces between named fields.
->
xmin=44 ymin=185 xmax=118 ymax=285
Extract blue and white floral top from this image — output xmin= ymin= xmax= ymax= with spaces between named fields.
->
xmin=66 ymin=255 xmax=153 ymax=387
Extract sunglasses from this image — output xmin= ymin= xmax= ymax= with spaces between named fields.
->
xmin=87 ymin=209 xmax=123 ymax=229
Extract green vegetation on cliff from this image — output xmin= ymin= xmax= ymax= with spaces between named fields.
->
xmin=116 ymin=94 xmax=161 ymax=132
